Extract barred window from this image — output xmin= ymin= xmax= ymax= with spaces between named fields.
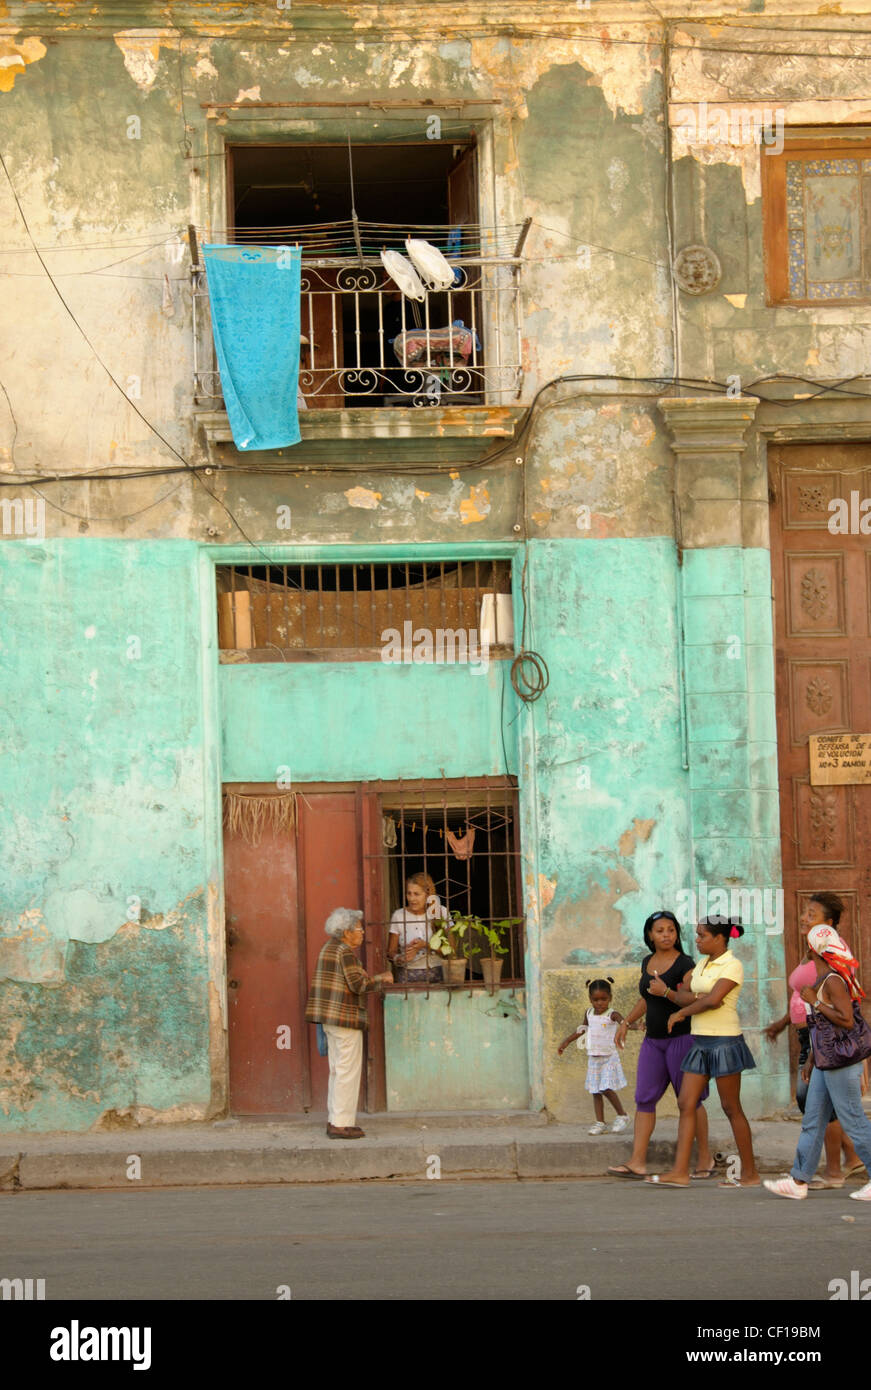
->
xmin=371 ymin=778 xmax=524 ymax=992
xmin=217 ymin=560 xmax=513 ymax=662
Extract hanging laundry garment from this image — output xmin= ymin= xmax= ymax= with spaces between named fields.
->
xmin=446 ymin=826 xmax=476 ymax=861
xmin=203 ymin=244 xmax=302 ymax=451
xmin=382 ymin=815 xmax=397 ymax=849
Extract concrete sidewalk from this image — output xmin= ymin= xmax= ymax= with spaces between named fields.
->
xmin=0 ymin=1109 xmax=837 ymax=1192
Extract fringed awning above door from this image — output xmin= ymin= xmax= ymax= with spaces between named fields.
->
xmin=223 ymin=789 xmax=299 ymax=847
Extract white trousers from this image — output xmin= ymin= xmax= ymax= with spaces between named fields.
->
xmin=323 ymin=1024 xmax=364 ymax=1127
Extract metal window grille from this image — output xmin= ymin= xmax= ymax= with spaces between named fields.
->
xmin=217 ymin=560 xmax=514 ymax=661
xmin=371 ymin=777 xmax=523 ymax=994
xmin=192 ymin=220 xmax=529 ymax=408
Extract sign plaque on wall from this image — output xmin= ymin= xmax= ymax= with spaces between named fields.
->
xmin=809 ymin=733 xmax=871 ymax=785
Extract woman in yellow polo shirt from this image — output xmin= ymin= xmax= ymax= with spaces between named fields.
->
xmin=647 ymin=916 xmax=760 ymax=1189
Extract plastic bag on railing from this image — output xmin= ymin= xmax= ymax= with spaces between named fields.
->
xmin=380 ymin=248 xmax=427 ymax=301
xmin=405 ymin=238 xmax=456 ymax=291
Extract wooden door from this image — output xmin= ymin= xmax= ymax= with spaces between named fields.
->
xmin=224 ymin=811 xmax=308 ymax=1114
xmin=225 ymin=784 xmax=386 ymax=1114
xmin=296 ymin=790 xmax=363 ymax=1108
xmin=770 ymin=443 xmax=871 ymax=998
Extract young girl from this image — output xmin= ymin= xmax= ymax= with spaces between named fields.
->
xmin=558 ymin=978 xmax=630 ymax=1134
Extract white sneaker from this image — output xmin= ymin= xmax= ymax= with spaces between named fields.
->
xmin=849 ymin=1180 xmax=871 ymax=1201
xmin=610 ymin=1114 xmax=630 ymax=1133
xmin=588 ymin=1121 xmax=606 ymax=1135
xmin=763 ymin=1176 xmax=808 ymax=1200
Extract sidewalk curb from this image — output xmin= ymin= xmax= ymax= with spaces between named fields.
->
xmin=0 ymin=1119 xmax=817 ymax=1191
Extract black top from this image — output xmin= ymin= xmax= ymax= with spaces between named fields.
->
xmin=639 ymin=952 xmax=696 ymax=1038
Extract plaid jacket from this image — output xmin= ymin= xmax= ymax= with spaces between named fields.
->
xmin=305 ymin=938 xmax=375 ymax=1030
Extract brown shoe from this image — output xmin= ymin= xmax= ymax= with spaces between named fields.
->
xmin=327 ymin=1124 xmax=365 ymax=1139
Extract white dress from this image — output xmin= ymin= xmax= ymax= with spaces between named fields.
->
xmin=582 ymin=1007 xmax=627 ymax=1094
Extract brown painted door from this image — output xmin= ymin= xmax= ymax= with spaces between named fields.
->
xmin=770 ymin=443 xmax=871 ymax=995
xmin=224 ymin=814 xmax=308 ymax=1114
xmin=225 ymin=785 xmax=385 ymax=1114
xmin=296 ymin=790 xmax=363 ymax=1109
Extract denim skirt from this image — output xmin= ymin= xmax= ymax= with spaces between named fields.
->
xmin=681 ymin=1034 xmax=756 ymax=1078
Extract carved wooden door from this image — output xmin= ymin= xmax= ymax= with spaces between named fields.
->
xmin=770 ymin=443 xmax=871 ymax=1000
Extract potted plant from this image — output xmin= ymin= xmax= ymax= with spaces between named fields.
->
xmin=428 ymin=914 xmax=477 ymax=984
xmin=478 ymin=918 xmax=522 ymax=993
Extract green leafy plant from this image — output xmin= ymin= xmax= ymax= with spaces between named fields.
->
xmin=428 ymin=913 xmax=479 ymax=960
xmin=479 ymin=917 xmax=522 ymax=960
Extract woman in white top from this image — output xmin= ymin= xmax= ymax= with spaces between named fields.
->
xmin=387 ymin=873 xmax=446 ymax=983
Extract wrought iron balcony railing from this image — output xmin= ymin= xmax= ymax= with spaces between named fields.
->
xmin=192 ymin=221 xmax=527 ymax=411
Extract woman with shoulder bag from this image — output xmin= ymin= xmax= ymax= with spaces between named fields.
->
xmin=764 ymin=924 xmax=871 ymax=1201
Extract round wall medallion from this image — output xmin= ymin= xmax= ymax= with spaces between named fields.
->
xmin=672 ymin=244 xmax=722 ymax=295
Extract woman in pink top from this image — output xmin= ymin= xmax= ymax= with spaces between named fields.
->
xmin=765 ymin=892 xmax=864 ymax=1186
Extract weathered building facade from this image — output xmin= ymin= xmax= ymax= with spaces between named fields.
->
xmin=1 ymin=2 xmax=870 ymax=1132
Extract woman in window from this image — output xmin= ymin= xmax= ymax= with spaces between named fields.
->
xmin=387 ymin=873 xmax=446 ymax=984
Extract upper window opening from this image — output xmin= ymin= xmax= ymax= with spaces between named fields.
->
xmin=229 ymin=141 xmax=473 ymax=241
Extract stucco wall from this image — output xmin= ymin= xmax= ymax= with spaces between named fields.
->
xmin=0 ymin=540 xmax=222 ymax=1132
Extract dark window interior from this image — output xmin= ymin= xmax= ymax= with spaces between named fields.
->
xmin=230 ymin=142 xmax=471 ymax=241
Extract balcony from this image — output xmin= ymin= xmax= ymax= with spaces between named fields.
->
xmin=193 ymin=221 xmax=528 ymax=462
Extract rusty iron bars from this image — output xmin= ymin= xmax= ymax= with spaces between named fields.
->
xmin=374 ymin=777 xmax=524 ymax=997
xmin=216 ymin=559 xmax=514 ymax=661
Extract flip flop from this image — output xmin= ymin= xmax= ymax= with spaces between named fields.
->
xmin=646 ymin=1175 xmax=689 ymax=1188
xmin=809 ymin=1175 xmax=845 ymax=1189
xmin=718 ymin=1177 xmax=761 ymax=1188
xmin=691 ymin=1167 xmax=717 ymax=1180
xmin=843 ymin=1161 xmax=867 ymax=1178
xmin=607 ymin=1165 xmax=646 ymax=1179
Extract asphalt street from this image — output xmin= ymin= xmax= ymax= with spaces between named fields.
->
xmin=2 ymin=1178 xmax=869 ymax=1301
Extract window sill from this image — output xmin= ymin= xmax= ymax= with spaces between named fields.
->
xmin=196 ymin=404 xmax=527 ymax=467
xmin=382 ymin=980 xmax=524 ymax=993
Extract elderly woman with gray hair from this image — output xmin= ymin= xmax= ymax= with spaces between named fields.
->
xmin=305 ymin=908 xmax=393 ymax=1139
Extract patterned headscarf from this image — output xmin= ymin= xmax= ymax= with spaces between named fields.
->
xmin=807 ymin=924 xmax=865 ymax=1001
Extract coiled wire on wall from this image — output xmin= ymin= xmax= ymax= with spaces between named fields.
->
xmin=510 ymin=550 xmax=549 ymax=703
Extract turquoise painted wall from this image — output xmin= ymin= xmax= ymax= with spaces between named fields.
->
xmin=512 ymin=539 xmax=785 ymax=1119
xmin=0 ymin=541 xmax=220 ymax=1132
xmin=221 ymin=658 xmax=518 ymax=783
xmin=0 ymin=535 xmax=787 ymax=1130
xmin=219 ymin=603 xmax=528 ymax=1112
xmin=681 ymin=545 xmax=787 ymax=1116
xmin=519 ymin=538 xmax=696 ymax=1117
xmin=385 ymin=990 xmax=529 ymax=1112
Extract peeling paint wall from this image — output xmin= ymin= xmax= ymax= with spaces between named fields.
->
xmin=4 ymin=2 xmax=863 ymax=1127
xmin=0 ymin=542 xmax=223 ymax=1132
xmin=0 ymin=9 xmax=866 ymax=533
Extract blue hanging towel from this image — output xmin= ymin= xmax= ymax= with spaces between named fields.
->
xmin=203 ymin=244 xmax=302 ymax=450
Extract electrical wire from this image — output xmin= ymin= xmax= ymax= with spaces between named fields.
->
xmin=1 ymin=373 xmax=869 ymax=492
xmin=0 ymin=148 xmax=279 ymax=558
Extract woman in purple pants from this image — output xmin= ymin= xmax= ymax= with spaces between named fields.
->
xmin=608 ymin=911 xmax=713 ymax=1179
